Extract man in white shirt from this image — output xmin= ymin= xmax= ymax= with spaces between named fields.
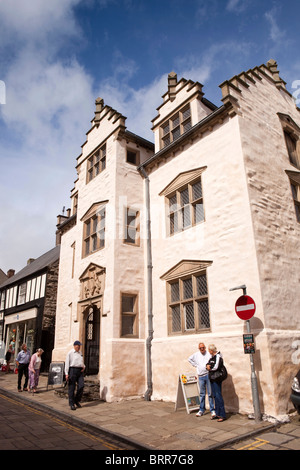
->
xmin=65 ymin=341 xmax=85 ymax=410
xmin=188 ymin=343 xmax=216 ymax=418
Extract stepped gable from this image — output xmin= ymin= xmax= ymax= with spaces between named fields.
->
xmin=219 ymin=59 xmax=299 ymax=117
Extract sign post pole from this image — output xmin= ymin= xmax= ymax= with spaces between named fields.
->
xmin=230 ymin=285 xmax=262 ymax=422
xmin=245 ymin=318 xmax=261 ymax=422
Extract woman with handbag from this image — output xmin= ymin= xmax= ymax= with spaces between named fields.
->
xmin=206 ymin=344 xmax=226 ymax=422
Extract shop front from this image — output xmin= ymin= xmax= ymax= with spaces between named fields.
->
xmin=4 ymin=308 xmax=38 ymax=366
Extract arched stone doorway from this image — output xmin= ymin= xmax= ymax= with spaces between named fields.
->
xmin=78 ymin=263 xmax=105 ymax=376
xmin=84 ymin=305 xmax=100 ymax=375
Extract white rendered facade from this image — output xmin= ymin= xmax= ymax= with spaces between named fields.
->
xmin=53 ymin=60 xmax=300 ymax=416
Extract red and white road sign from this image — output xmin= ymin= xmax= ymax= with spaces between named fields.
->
xmin=235 ymin=295 xmax=256 ymax=321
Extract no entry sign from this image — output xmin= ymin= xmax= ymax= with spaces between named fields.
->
xmin=235 ymin=295 xmax=256 ymax=320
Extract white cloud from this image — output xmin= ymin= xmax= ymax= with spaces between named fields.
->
xmin=0 ymin=0 xmax=95 ymax=272
xmin=95 ymin=39 xmax=253 ymax=142
xmin=0 ymin=0 xmax=255 ymax=273
xmin=0 ymin=0 xmax=81 ymax=43
xmin=265 ymin=6 xmax=286 ymax=44
xmin=226 ymin=0 xmax=249 ymax=13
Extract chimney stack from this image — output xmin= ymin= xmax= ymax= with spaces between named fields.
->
xmin=7 ymin=269 xmax=15 ymax=278
xmin=27 ymin=258 xmax=35 ymax=265
xmin=94 ymin=97 xmax=104 ymax=126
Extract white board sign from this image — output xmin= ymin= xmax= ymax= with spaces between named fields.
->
xmin=175 ymin=373 xmax=200 ymax=414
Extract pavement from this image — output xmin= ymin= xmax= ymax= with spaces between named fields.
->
xmin=0 ymin=371 xmax=285 ymax=451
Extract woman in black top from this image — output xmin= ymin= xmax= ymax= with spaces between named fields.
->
xmin=206 ymin=344 xmax=226 ymax=421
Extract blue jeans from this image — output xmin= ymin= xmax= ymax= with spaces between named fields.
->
xmin=211 ymin=381 xmax=226 ymax=419
xmin=198 ymin=374 xmax=215 ymax=413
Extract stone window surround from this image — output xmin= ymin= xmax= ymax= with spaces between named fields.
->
xmin=161 ymin=260 xmax=212 ymax=336
xmin=86 ymin=143 xmax=106 ymax=183
xmin=126 ymin=147 xmax=140 ymax=166
xmin=278 ymin=112 xmax=300 ymax=169
xmin=160 ymin=167 xmax=206 ymax=237
xmin=81 ymin=202 xmax=107 ymax=258
xmin=160 ymin=103 xmax=192 ymax=149
xmin=124 ymin=207 xmax=140 ymax=246
xmin=120 ymin=292 xmax=139 ymax=338
xmin=286 ymin=170 xmax=300 ymax=223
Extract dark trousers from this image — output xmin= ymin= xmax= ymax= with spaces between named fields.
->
xmin=18 ymin=363 xmax=29 ymax=390
xmin=211 ymin=381 xmax=226 ymax=419
xmin=68 ymin=367 xmax=84 ymax=406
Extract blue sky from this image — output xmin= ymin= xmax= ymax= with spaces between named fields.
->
xmin=0 ymin=0 xmax=300 ymax=273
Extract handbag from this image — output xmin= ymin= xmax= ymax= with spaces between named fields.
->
xmin=209 ymin=357 xmax=228 ymax=383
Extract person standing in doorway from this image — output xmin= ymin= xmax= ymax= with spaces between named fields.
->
xmin=65 ymin=341 xmax=85 ymax=410
xmin=16 ymin=344 xmax=31 ymax=392
xmin=188 ymin=342 xmax=216 ymax=418
xmin=5 ymin=344 xmax=14 ymax=373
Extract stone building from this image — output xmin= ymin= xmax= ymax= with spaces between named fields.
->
xmin=0 ymin=246 xmax=60 ymax=371
xmin=53 ymin=59 xmax=300 ymax=417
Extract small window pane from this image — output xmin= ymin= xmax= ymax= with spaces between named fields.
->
xmin=92 ymin=235 xmax=97 ymax=252
xmin=183 ymin=119 xmax=192 ymax=133
xmin=183 ymin=278 xmax=193 ymax=299
xmin=122 ymin=315 xmax=135 ymax=336
xmin=172 ymin=114 xmax=180 ymax=128
xmin=172 ymin=127 xmax=180 ymax=141
xmin=194 ymin=203 xmax=204 ymax=224
xmin=162 ymin=122 xmax=170 ymax=135
xmin=127 ymin=150 xmax=137 ymax=164
xmin=197 ymin=300 xmax=210 ymax=328
xmin=196 ymin=274 xmax=207 ymax=296
xmin=182 ymin=205 xmax=191 ymax=228
xmin=192 ymin=180 xmax=202 ymax=201
xmin=163 ymin=135 xmax=170 ymax=147
xmin=85 ymin=239 xmax=90 ymax=256
xmin=122 ymin=295 xmax=134 ymax=313
xmin=180 ymin=188 xmax=189 ymax=207
xmin=184 ymin=303 xmax=195 ymax=330
xmin=171 ymin=282 xmax=180 ymax=302
xmin=171 ymin=305 xmax=181 ymax=332
xmin=182 ymin=106 xmax=191 ymax=120
xmin=169 ymin=195 xmax=177 ymax=211
xmin=86 ymin=220 xmax=91 ymax=237
xmin=295 ymin=204 xmax=300 ymax=222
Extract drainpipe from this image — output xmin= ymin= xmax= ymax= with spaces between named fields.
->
xmin=139 ymin=165 xmax=154 ymax=401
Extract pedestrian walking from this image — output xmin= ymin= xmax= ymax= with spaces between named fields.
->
xmin=188 ymin=342 xmax=216 ymax=418
xmin=206 ymin=344 xmax=226 ymax=422
xmin=65 ymin=341 xmax=85 ymax=410
xmin=5 ymin=345 xmax=14 ymax=373
xmin=28 ymin=348 xmax=44 ymax=393
xmin=15 ymin=344 xmax=31 ymax=392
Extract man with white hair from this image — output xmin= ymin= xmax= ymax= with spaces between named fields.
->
xmin=188 ymin=342 xmax=216 ymax=418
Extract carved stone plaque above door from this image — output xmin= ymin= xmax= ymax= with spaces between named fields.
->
xmin=79 ymin=263 xmax=105 ymax=301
